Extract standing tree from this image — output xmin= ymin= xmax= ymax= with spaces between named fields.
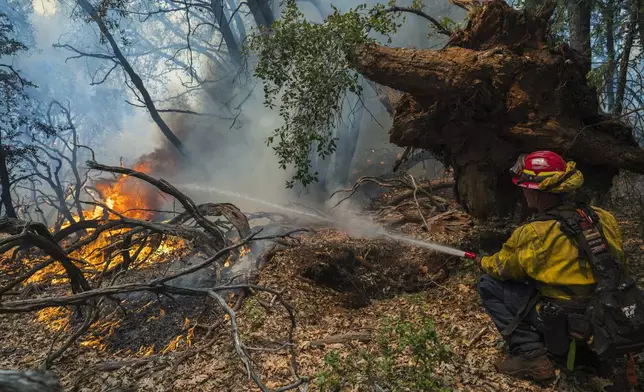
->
xmin=0 ymin=12 xmax=56 ymax=218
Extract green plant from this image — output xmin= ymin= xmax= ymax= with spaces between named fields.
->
xmin=314 ymin=310 xmax=451 ymax=391
xmin=246 ymin=0 xmax=402 ymax=188
xmin=315 ymin=351 xmax=343 ymax=392
xmin=244 ymin=298 xmax=266 ymax=331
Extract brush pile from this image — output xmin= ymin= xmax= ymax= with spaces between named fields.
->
xmin=0 ymin=160 xmax=309 ymax=391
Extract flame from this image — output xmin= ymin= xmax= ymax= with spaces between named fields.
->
xmin=93 ymin=161 xmax=162 ymax=221
xmin=22 ymin=160 xmax=202 ymax=357
xmin=36 ymin=307 xmax=70 ymax=332
xmin=186 ymin=325 xmax=196 ymax=346
xmin=239 ymin=245 xmax=251 ymax=258
xmin=22 ymin=160 xmax=188 ymax=286
xmin=161 ymin=335 xmax=184 ymax=354
xmin=137 ymin=344 xmax=155 ymax=357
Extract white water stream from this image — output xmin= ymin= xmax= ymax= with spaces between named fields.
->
xmin=177 ymin=183 xmax=472 ymax=259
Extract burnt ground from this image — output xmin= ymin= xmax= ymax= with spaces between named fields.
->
xmin=0 ymin=188 xmax=643 ymax=391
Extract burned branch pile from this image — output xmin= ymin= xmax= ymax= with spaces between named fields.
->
xmin=351 ymin=0 xmax=644 ymax=220
xmin=0 ymin=161 xmax=307 ymax=391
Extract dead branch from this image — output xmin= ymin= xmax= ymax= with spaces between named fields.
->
xmin=42 ymin=306 xmax=100 ymax=369
xmin=393 ymin=146 xmax=413 ymax=172
xmin=329 ymin=176 xmax=409 ymax=209
xmin=385 ymin=181 xmax=454 ymax=206
xmin=381 ymin=6 xmax=452 ymax=36
xmin=168 ymin=202 xmax=251 ymax=238
xmin=466 ymin=326 xmax=488 ymax=347
xmin=0 ymin=218 xmax=90 ymax=293
xmin=0 ymin=230 xmax=306 ymax=312
xmin=73 ymin=0 xmax=188 ymax=156
xmin=87 ymin=161 xmax=245 ymax=249
xmin=207 ymin=289 xmax=268 ymax=389
xmin=408 ymin=174 xmax=429 ymax=231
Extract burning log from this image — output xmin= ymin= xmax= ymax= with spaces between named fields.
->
xmin=350 ymin=0 xmax=644 ymax=220
xmin=0 ymin=370 xmax=63 ymax=392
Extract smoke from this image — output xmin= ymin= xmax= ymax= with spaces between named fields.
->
xmin=14 ymin=0 xmax=465 ymax=221
xmin=161 ymin=0 xmax=465 ymax=215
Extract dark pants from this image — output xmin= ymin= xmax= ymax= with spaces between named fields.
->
xmin=478 ymin=274 xmax=547 ymax=358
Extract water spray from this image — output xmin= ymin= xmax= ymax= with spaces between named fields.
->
xmin=178 ymin=183 xmax=478 ymax=260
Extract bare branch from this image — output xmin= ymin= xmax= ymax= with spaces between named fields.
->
xmin=382 ymin=6 xmax=452 ymax=36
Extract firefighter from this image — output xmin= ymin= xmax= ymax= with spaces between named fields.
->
xmin=476 ymin=151 xmax=628 ymax=381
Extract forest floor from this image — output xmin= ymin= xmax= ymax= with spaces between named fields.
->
xmin=1 ymin=186 xmax=644 ymax=391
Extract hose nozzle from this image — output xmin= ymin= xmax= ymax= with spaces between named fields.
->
xmin=463 ymin=251 xmax=478 ymax=260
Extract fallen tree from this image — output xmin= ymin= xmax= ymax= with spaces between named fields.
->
xmin=349 ymin=0 xmax=644 ymax=219
xmin=250 ymin=0 xmax=644 ymax=220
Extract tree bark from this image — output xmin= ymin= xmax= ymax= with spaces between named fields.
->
xmin=350 ymin=0 xmax=644 ymax=220
xmin=524 ymin=0 xmax=546 ymax=11
xmin=565 ymin=0 xmax=592 ymax=75
xmin=0 ymin=370 xmax=63 ymax=392
xmin=0 ymin=142 xmax=17 ymax=218
xmin=227 ymin=0 xmax=247 ymax=41
xmin=603 ymin=0 xmax=616 ymax=111
xmin=75 ymin=0 xmax=188 ymax=157
xmin=246 ymin=0 xmax=275 ymax=27
xmin=638 ymin=0 xmax=644 ymax=46
xmin=211 ymin=0 xmax=242 ymax=64
xmin=614 ymin=0 xmax=637 ymax=114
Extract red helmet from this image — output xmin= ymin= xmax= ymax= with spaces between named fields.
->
xmin=510 ymin=151 xmax=567 ymax=190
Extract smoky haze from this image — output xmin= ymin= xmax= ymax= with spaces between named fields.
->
xmin=159 ymin=0 xmax=465 ymax=215
xmin=15 ymin=0 xmax=465 ymax=222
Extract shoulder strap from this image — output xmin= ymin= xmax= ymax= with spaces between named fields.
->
xmin=529 ymin=202 xmax=584 ymax=236
xmin=574 ymin=206 xmax=627 ymax=291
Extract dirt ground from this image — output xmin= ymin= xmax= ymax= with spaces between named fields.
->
xmin=1 ymin=191 xmax=643 ymax=391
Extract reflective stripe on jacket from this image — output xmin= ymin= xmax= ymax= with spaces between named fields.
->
xmin=480 ymin=207 xmax=627 ymax=300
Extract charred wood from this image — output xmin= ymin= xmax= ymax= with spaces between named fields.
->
xmin=0 ymin=370 xmax=63 ymax=392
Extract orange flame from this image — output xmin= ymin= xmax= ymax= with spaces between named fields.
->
xmin=24 ymin=160 xmax=187 ymax=286
xmin=239 ymin=245 xmax=251 ymax=258
xmin=92 ymin=161 xmax=163 ymax=221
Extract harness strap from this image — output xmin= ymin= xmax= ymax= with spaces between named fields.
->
xmin=501 ymin=289 xmax=541 ymax=337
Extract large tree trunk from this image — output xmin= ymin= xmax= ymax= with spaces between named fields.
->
xmin=350 ymin=0 xmax=644 ymax=220
xmin=247 ymin=0 xmax=275 ymax=27
xmin=524 ymin=0 xmax=546 ymax=11
xmin=211 ymin=0 xmax=242 ymax=64
xmin=566 ymin=0 xmax=592 ymax=75
xmin=614 ymin=0 xmax=637 ymax=114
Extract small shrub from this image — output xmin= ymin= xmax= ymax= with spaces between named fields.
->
xmin=315 ymin=309 xmax=451 ymax=391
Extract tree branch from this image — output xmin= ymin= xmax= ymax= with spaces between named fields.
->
xmin=382 ymin=6 xmax=452 ymax=36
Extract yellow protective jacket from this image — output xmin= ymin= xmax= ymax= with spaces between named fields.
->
xmin=480 ymin=206 xmax=627 ymax=300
